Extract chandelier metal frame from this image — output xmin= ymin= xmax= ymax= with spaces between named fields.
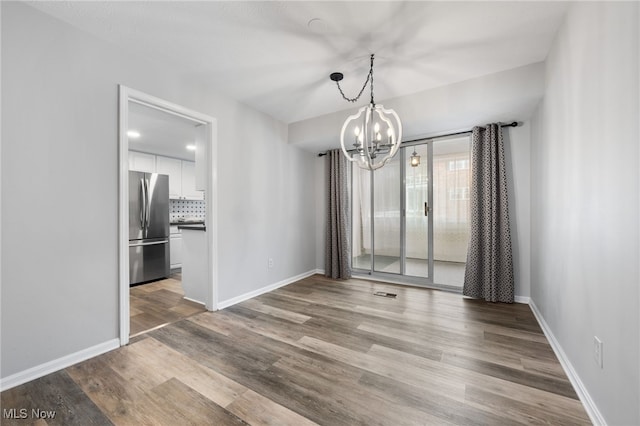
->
xmin=330 ymin=54 xmax=402 ymax=171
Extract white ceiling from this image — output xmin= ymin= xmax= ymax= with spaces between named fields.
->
xmin=128 ymin=102 xmax=198 ymax=161
xmin=28 ymin=1 xmax=568 ymax=125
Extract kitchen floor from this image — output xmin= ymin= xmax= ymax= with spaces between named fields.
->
xmin=130 ymin=270 xmax=207 ymax=337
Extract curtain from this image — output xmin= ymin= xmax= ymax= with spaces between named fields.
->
xmin=325 ymin=149 xmax=351 ymax=279
xmin=463 ymin=124 xmax=514 ymax=303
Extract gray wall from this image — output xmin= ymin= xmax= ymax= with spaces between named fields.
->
xmin=1 ymin=2 xmax=316 ymax=379
xmin=289 ymin=62 xmax=544 ymax=152
xmin=530 ymin=2 xmax=639 ymax=424
xmin=303 ymin=67 xmax=534 ymax=299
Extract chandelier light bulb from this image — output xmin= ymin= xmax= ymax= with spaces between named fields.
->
xmin=354 ymin=126 xmax=360 ymax=136
xmin=374 ymin=122 xmax=380 ymax=133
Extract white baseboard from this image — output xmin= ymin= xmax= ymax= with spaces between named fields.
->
xmin=529 ymin=300 xmax=606 ymax=426
xmin=0 ymin=338 xmax=120 ymax=392
xmin=183 ymin=295 xmax=205 ymax=306
xmin=514 ymin=295 xmax=530 ymax=304
xmin=217 ymin=269 xmax=319 ymax=310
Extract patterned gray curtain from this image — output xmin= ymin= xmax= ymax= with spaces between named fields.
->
xmin=463 ymin=124 xmax=514 ymax=303
xmin=325 ymin=149 xmax=352 ymax=279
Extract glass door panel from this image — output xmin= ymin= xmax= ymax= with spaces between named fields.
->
xmin=373 ymin=154 xmax=401 ymax=273
xmin=432 ymin=137 xmax=471 ymax=288
xmin=351 ymin=165 xmax=372 ymax=271
xmin=404 ymin=144 xmax=430 ymax=278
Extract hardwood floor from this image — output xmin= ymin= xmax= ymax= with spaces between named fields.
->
xmin=1 ymin=275 xmax=590 ymax=425
xmin=130 ymin=271 xmax=207 ymax=337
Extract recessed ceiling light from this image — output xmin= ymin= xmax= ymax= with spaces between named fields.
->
xmin=127 ymin=130 xmax=141 ymax=139
xmin=186 ymin=144 xmax=196 ymax=151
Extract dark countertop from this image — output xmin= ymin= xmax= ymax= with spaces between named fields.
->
xmin=177 ymin=224 xmax=206 ymax=231
xmin=171 ymin=220 xmax=205 ymax=226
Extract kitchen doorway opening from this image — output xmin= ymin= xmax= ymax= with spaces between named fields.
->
xmin=129 ymin=270 xmax=206 ymax=338
xmin=118 ymin=86 xmax=218 ymax=346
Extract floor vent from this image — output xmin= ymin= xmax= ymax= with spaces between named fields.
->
xmin=373 ymin=291 xmax=397 ymax=298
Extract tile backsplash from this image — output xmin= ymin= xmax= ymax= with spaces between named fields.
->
xmin=170 ymin=199 xmax=206 ymax=222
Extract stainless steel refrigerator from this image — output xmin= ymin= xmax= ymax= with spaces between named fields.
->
xmin=129 ymin=171 xmax=170 ymax=286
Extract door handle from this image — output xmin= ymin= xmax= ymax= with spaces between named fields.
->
xmin=424 ymin=202 xmax=429 ymax=216
xmin=145 ymin=178 xmax=151 ymax=229
xmin=129 ymin=239 xmax=169 ymax=247
xmin=140 ymin=178 xmax=147 ymax=229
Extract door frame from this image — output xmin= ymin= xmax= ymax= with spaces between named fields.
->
xmin=400 ymin=140 xmax=435 ymax=281
xmin=118 ymin=85 xmax=218 ymax=346
xmin=350 ymin=139 xmax=434 ymax=285
xmin=351 ymin=136 xmax=466 ymax=292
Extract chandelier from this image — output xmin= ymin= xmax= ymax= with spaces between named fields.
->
xmin=330 ymin=54 xmax=402 ymax=171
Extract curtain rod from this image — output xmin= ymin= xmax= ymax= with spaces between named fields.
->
xmin=317 ymin=121 xmax=519 ymax=157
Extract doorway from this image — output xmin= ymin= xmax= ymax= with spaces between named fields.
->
xmin=118 ymin=86 xmax=218 ymax=346
xmin=351 ymin=135 xmax=471 ymax=290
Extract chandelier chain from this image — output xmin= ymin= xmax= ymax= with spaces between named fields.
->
xmin=334 ymin=54 xmax=375 ymax=104
xmin=369 ymin=54 xmax=374 ymax=105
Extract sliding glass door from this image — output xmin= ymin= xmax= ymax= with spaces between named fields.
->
xmin=351 ymin=136 xmax=471 ymax=289
xmin=404 ymin=143 xmax=431 ymax=279
xmin=432 ymin=138 xmax=471 ymax=287
xmin=351 ymin=165 xmax=372 ymax=271
xmin=351 ymin=153 xmax=404 ymax=275
xmin=373 ymin=154 xmax=401 ymax=274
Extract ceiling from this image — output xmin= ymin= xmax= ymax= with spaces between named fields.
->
xmin=128 ymin=102 xmax=198 ymax=161
xmin=28 ymin=1 xmax=568 ymax=125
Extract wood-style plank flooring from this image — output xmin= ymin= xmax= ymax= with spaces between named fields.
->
xmin=130 ymin=271 xmax=207 ymax=337
xmin=1 ymin=275 xmax=590 ymax=425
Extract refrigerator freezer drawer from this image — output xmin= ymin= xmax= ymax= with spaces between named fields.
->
xmin=129 ymin=240 xmax=170 ymax=286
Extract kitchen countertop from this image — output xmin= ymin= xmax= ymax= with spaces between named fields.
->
xmin=171 ymin=220 xmax=205 ymax=226
xmin=177 ymin=224 xmax=206 ymax=231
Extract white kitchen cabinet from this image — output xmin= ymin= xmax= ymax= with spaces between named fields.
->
xmin=155 ymin=156 xmax=182 ymax=199
xmin=128 ymin=151 xmax=203 ymax=200
xmin=181 ymin=161 xmax=204 ymax=200
xmin=170 ymin=228 xmax=182 ymax=270
xmin=128 ymin=151 xmax=156 ymax=173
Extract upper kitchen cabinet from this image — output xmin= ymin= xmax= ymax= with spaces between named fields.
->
xmin=181 ymin=161 xmax=204 ymax=200
xmin=128 ymin=151 xmax=156 ymax=173
xmin=155 ymin=156 xmax=182 ymax=199
xmin=128 ymin=151 xmax=203 ymax=200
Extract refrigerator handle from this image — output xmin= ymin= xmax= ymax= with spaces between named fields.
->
xmin=140 ymin=177 xmax=147 ymax=230
xmin=145 ymin=178 xmax=151 ymax=229
xmin=129 ymin=239 xmax=169 ymax=247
